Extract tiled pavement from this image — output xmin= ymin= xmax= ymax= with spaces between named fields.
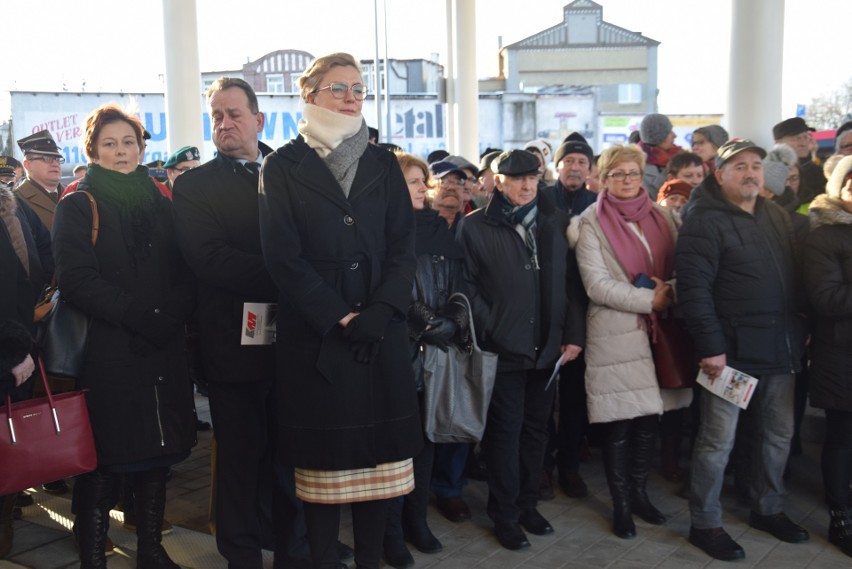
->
xmin=2 ymin=396 xmax=850 ymax=569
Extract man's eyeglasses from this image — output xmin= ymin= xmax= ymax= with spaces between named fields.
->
xmin=27 ymin=155 xmax=66 ymax=164
xmin=607 ymin=170 xmax=642 ymax=182
xmin=313 ymin=82 xmax=368 ymax=101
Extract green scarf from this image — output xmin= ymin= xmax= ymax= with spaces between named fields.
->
xmin=84 ymin=164 xmax=160 ymax=265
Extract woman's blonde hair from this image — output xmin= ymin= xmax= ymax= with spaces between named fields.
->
xmin=298 ymin=52 xmax=361 ymax=101
xmin=598 ymin=144 xmax=646 ymax=183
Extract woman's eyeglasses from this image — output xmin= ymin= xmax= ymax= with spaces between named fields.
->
xmin=607 ymin=170 xmax=642 ymax=182
xmin=313 ymin=82 xmax=368 ymax=101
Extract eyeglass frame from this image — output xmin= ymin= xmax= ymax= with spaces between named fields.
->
xmin=606 ymin=170 xmax=642 ymax=182
xmin=312 ymin=82 xmax=369 ymax=101
xmin=26 ymin=154 xmax=66 ymax=165
xmin=171 ymin=166 xmax=196 ymax=174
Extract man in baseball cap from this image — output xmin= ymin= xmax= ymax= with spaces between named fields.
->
xmin=16 ymin=130 xmax=66 ymax=230
xmin=677 ymin=136 xmax=807 ymax=560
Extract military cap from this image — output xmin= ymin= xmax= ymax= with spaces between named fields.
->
xmin=715 ymin=138 xmax=767 ymax=169
xmin=491 ymin=149 xmax=541 ymax=176
xmin=554 ymin=140 xmax=594 ymax=167
xmin=17 ymin=129 xmax=63 ymax=158
xmin=164 ymin=146 xmax=201 ymax=169
xmin=0 ymin=156 xmax=19 ymax=177
xmin=773 ymin=117 xmax=813 ymax=141
xmin=430 ymin=160 xmax=468 ymax=180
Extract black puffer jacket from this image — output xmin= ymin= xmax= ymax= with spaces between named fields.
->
xmin=457 ymin=189 xmax=586 ymax=372
xmin=803 ymin=194 xmax=852 ymax=410
xmin=676 ymin=177 xmax=805 ymax=376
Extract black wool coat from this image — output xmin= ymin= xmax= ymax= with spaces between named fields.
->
xmin=172 ymin=144 xmax=279 ymax=384
xmin=803 ymin=198 xmax=852 ymax=411
xmin=457 ymin=189 xmax=587 ymax=372
xmin=52 ymin=184 xmax=196 ymax=466
xmin=676 ymin=177 xmax=805 ymax=376
xmin=259 ymin=136 xmax=423 ymax=471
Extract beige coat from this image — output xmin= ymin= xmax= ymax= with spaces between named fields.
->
xmin=16 ymin=179 xmax=59 ymax=230
xmin=567 ymin=203 xmax=691 ymax=424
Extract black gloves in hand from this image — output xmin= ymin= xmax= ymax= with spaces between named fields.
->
xmin=440 ymin=298 xmax=469 ymax=334
xmin=420 ymin=316 xmax=458 ymax=352
xmin=343 ymin=303 xmax=395 ymax=364
xmin=122 ymin=303 xmax=179 ymax=349
xmin=343 ymin=303 xmax=394 ymax=344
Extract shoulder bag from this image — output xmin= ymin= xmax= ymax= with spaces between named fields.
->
xmin=0 ymin=357 xmax=97 ymax=495
xmin=422 ymin=293 xmax=498 ymax=443
xmin=34 ymin=191 xmax=99 ymax=378
xmin=651 ymin=310 xmax=697 ymax=389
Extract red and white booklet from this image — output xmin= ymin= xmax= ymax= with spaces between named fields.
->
xmin=696 ymin=366 xmax=759 ymax=410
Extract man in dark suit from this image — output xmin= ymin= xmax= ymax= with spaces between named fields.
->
xmin=172 ymin=77 xmax=317 ymax=569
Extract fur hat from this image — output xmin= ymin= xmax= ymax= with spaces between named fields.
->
xmin=639 ymin=113 xmax=673 ymax=146
xmin=762 ymin=144 xmax=796 ymax=196
xmin=693 ymin=125 xmax=729 ymax=149
xmin=826 ymin=155 xmax=852 ymax=199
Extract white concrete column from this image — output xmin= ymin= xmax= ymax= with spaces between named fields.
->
xmin=454 ymin=0 xmax=478 ymax=161
xmin=162 ymin=0 xmax=205 ymax=157
xmin=727 ymin=0 xmax=784 ymax=146
xmin=444 ymin=0 xmax=456 ymax=154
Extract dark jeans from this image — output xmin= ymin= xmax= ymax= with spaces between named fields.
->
xmin=822 ymin=408 xmax=852 ymax=509
xmin=431 ymin=443 xmax=468 ymax=497
xmin=556 ymin=354 xmax=588 ymax=475
xmin=484 ymin=367 xmax=556 ymax=523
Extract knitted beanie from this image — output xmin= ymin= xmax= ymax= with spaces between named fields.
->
xmin=694 ymin=125 xmax=729 ymax=149
xmin=763 ymin=143 xmax=797 ymax=196
xmin=640 ymin=113 xmax=673 ymax=146
xmin=657 ymin=179 xmax=693 ymax=204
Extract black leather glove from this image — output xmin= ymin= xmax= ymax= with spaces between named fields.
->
xmin=407 ymin=301 xmax=437 ymax=340
xmin=349 ymin=340 xmax=379 ymax=364
xmin=439 ymin=298 xmax=469 ymax=334
xmin=420 ymin=316 xmax=458 ymax=352
xmin=122 ymin=303 xmax=180 ymax=349
xmin=343 ymin=303 xmax=394 ymax=344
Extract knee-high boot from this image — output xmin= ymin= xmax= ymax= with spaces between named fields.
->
xmin=76 ymin=469 xmax=119 ymax=569
xmin=602 ymin=420 xmax=635 ymax=539
xmin=401 ymin=440 xmax=441 ymax=554
xmin=133 ymin=467 xmax=179 ymax=569
xmin=382 ymin=498 xmax=413 ymax=569
xmin=629 ymin=415 xmax=666 ymax=525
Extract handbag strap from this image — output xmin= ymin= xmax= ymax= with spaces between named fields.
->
xmin=4 ymin=357 xmax=60 ymax=442
xmin=40 ymin=190 xmax=100 ymax=294
xmin=447 ymin=292 xmax=482 ymax=351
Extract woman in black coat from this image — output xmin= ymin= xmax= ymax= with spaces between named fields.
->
xmin=259 ymin=53 xmax=421 ymax=569
xmin=803 ymin=155 xmax=852 ymax=558
xmin=52 ymin=104 xmax=195 ymax=569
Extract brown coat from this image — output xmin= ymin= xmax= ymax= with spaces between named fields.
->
xmin=16 ymin=179 xmax=61 ymax=230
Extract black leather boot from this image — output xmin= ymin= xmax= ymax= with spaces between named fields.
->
xmin=0 ymin=493 xmax=17 ymax=559
xmin=382 ymin=498 xmax=414 ymax=569
xmin=829 ymin=509 xmax=852 ymax=557
xmin=629 ymin=416 xmax=666 ymax=525
xmin=603 ymin=421 xmax=635 ymax=539
xmin=76 ymin=469 xmax=119 ymax=569
xmin=401 ymin=443 xmax=442 ymax=554
xmin=133 ymin=467 xmax=179 ymax=569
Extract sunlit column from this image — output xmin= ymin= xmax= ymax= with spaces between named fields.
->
xmin=727 ymin=0 xmax=784 ymax=146
xmin=162 ymin=0 xmax=205 ymax=156
xmin=454 ymin=0 xmax=479 ymax=161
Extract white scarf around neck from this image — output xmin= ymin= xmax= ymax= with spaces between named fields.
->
xmin=298 ymin=103 xmax=364 ymax=158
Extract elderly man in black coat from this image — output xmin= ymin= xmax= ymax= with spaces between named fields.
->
xmin=458 ymin=149 xmax=586 ymax=551
xmin=173 ymin=77 xmax=325 ymax=569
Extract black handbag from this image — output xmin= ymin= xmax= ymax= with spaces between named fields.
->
xmin=35 ymin=191 xmax=98 ymax=379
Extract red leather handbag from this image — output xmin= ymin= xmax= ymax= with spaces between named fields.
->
xmin=651 ymin=312 xmax=697 ymax=389
xmin=0 ymin=357 xmax=97 ymax=494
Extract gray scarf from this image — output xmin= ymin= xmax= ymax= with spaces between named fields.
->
xmin=322 ymin=121 xmax=369 ymax=198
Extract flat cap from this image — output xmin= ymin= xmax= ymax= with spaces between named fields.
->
xmin=164 ymin=146 xmax=201 ymax=169
xmin=715 ymin=138 xmax=767 ymax=169
xmin=478 ymin=150 xmax=501 ymax=175
xmin=17 ymin=129 xmax=63 ymax=158
xmin=773 ymin=117 xmax=813 ymax=140
xmin=491 ymin=149 xmax=541 ymax=176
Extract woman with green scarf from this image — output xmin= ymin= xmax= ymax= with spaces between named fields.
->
xmin=52 ymin=104 xmax=195 ymax=569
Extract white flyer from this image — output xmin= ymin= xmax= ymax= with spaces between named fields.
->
xmin=696 ymin=366 xmax=759 ymax=410
xmin=241 ymin=302 xmax=277 ymax=345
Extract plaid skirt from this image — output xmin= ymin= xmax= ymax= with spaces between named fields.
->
xmin=295 ymin=459 xmax=414 ymax=504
